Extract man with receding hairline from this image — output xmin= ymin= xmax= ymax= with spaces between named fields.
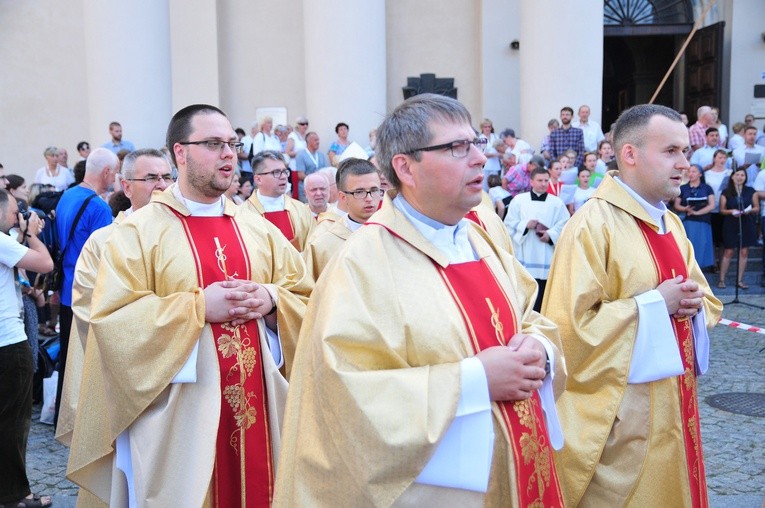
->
xmin=53 ymin=147 xmax=116 ymax=429
xmin=303 ymin=172 xmax=330 ymax=217
xmin=544 ymin=104 xmax=722 ymax=507
xmin=55 ymin=149 xmax=173 ymax=446
xmin=67 ymin=105 xmax=311 ymax=507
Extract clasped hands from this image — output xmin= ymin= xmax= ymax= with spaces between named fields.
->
xmin=203 ymin=279 xmax=273 ymax=326
xmin=657 ymin=275 xmax=703 ymax=319
xmin=476 ymin=334 xmax=547 ymax=403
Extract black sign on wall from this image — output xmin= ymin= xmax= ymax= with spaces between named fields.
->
xmin=403 ymin=73 xmax=457 ymax=100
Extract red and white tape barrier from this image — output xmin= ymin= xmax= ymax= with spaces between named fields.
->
xmin=718 ymin=318 xmax=765 ymax=335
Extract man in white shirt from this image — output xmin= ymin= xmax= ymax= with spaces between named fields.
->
xmin=733 ymin=125 xmax=765 ymax=184
xmin=500 ymin=128 xmax=533 ymax=164
xmin=0 ymin=189 xmax=53 ymax=508
xmin=690 ymin=127 xmax=729 ymax=170
xmin=572 ymin=104 xmax=605 ymax=152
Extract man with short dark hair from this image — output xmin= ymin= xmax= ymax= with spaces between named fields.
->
xmin=732 ymin=125 xmax=765 ymax=183
xmin=67 ymin=105 xmax=311 ymax=506
xmin=275 ymin=94 xmax=565 ymax=506
xmin=245 ymin=150 xmax=314 ymax=250
xmin=690 ymin=127 xmax=729 ymax=170
xmin=504 ymin=167 xmax=568 ymax=311
xmin=549 ymin=106 xmax=585 ymax=166
xmin=0 ymin=189 xmax=53 ymax=508
xmin=544 ymin=104 xmax=722 ymax=507
xmin=101 ymin=121 xmax=136 ymax=153
xmin=53 ymin=147 xmax=116 ymax=428
xmin=302 ymin=158 xmax=383 ymax=280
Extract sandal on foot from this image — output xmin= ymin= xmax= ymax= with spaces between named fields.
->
xmin=737 ymin=281 xmax=749 ymax=289
xmin=4 ymin=494 xmax=52 ymax=508
xmin=717 ymin=280 xmax=726 ymax=289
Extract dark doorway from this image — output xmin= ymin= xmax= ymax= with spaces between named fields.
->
xmin=603 ymin=34 xmax=680 ymax=129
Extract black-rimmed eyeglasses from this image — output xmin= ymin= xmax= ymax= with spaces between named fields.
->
xmin=257 ymin=169 xmax=290 ymax=178
xmin=340 ymin=188 xmax=385 ymax=200
xmin=179 ymin=140 xmax=244 ymax=154
xmin=404 ymin=138 xmax=488 ymax=158
xmin=125 ymin=174 xmax=175 ymax=183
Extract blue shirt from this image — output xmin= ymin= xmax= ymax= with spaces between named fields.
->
xmin=101 ymin=139 xmax=136 ymax=154
xmin=55 ymin=185 xmax=112 ymax=306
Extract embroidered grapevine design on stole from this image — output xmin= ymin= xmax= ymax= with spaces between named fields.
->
xmin=218 ymin=321 xmax=259 ymax=450
xmin=436 ymin=260 xmax=563 ymax=506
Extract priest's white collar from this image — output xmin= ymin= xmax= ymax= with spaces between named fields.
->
xmin=393 ymin=194 xmax=475 ymax=263
xmin=257 ymin=190 xmax=286 ymax=212
xmin=613 ymin=176 xmax=667 ymax=233
xmin=344 ymin=214 xmax=363 ymax=232
xmin=172 ymin=185 xmax=225 ymax=217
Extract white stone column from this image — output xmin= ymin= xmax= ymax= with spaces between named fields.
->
xmin=302 ymin=0 xmax=387 ymax=156
xmin=82 ymin=0 xmax=173 ymax=149
xmin=519 ymin=0 xmax=603 ymax=152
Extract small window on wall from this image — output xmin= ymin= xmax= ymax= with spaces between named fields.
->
xmin=604 ymin=0 xmax=693 ymax=26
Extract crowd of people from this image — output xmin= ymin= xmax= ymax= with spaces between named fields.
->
xmin=0 ymin=94 xmax=762 ymax=507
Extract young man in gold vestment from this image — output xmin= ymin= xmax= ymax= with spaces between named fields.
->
xmin=275 ymin=94 xmax=566 ymax=507
xmin=543 ymin=104 xmax=722 ymax=507
xmin=66 ymin=105 xmax=311 ymax=507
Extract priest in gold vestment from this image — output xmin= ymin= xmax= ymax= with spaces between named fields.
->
xmin=275 ymin=94 xmax=566 ymax=507
xmin=56 ymin=148 xmax=172 ymax=448
xmin=67 ymin=106 xmax=311 ymax=507
xmin=543 ymin=105 xmax=722 ymax=507
xmin=302 ymin=158 xmax=383 ymax=281
xmin=243 ymin=150 xmax=314 ymax=251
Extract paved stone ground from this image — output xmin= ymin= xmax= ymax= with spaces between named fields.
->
xmin=23 ymin=296 xmax=765 ymax=507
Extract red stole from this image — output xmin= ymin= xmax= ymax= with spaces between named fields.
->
xmin=547 ymin=181 xmax=562 ymax=197
xmin=263 ymin=210 xmax=297 ymax=248
xmin=289 ymin=170 xmax=300 ymax=200
xmin=636 ymin=220 xmax=707 ymax=508
xmin=437 ymin=260 xmax=564 ymax=507
xmin=464 ymin=210 xmax=487 ymax=231
xmin=175 ymin=213 xmax=273 ymax=508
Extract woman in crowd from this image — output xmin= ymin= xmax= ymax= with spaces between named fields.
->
xmin=224 ymin=171 xmax=244 ymax=205
xmin=567 ymin=167 xmax=595 ymax=215
xmin=595 ymin=139 xmax=614 ymax=175
xmin=718 ymin=167 xmax=760 ymax=288
xmin=237 ymin=175 xmax=253 ymax=202
xmin=328 ymin=122 xmax=351 ymax=166
xmin=546 ymin=160 xmax=563 ymax=197
xmin=34 ymin=146 xmax=74 ymax=191
xmin=580 ymin=151 xmax=603 ymax=188
xmin=487 ymin=174 xmax=511 ymax=218
xmin=252 ymin=116 xmax=282 ymax=156
xmin=673 ymin=164 xmax=715 ymax=270
xmin=480 ymin=119 xmax=501 ymax=191
xmin=704 ymin=149 xmax=732 ymax=270
xmin=6 ymin=174 xmax=30 ymax=204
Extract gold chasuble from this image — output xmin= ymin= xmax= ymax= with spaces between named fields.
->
xmin=66 ymin=187 xmax=311 ymax=507
xmin=542 ymin=172 xmax=721 ymax=508
xmin=273 ymin=193 xmax=565 ymax=507
xmin=437 ymin=260 xmax=563 ymax=507
xmin=243 ymin=193 xmax=314 ymax=251
xmin=635 ymin=220 xmax=707 ymax=507
xmin=175 ymin=212 xmax=273 ymax=507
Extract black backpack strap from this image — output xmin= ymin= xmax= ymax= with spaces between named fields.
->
xmin=58 ymin=193 xmax=98 ymax=260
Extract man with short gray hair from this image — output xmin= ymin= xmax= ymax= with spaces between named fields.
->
xmin=52 ymin=147 xmax=115 ymax=428
xmin=689 ymin=105 xmax=713 ymax=153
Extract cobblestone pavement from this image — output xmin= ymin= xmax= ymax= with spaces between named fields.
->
xmin=24 ymin=296 xmax=765 ymax=507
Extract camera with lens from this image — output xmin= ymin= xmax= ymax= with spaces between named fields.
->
xmin=17 ymin=199 xmax=45 ymax=222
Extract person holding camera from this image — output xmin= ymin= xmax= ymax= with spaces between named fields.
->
xmin=0 ymin=188 xmax=54 ymax=508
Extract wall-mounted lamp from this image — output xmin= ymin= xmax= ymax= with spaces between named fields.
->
xmin=510 ymin=40 xmax=520 ymax=50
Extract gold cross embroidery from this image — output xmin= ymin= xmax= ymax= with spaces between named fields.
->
xmin=214 ymin=237 xmax=238 ymax=280
xmin=486 ymin=298 xmax=504 ymax=343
